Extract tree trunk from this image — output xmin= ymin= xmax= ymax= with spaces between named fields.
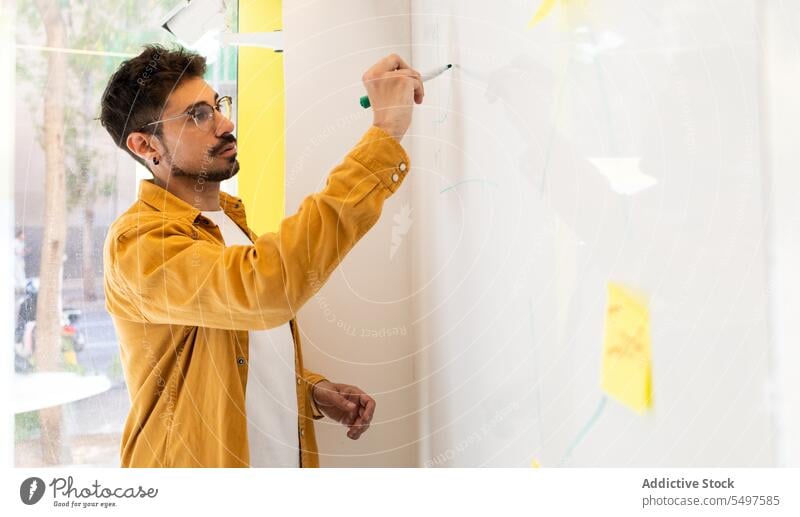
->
xmin=82 ymin=205 xmax=96 ymax=301
xmin=33 ymin=0 xmax=68 ymax=466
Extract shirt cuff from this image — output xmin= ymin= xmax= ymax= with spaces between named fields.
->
xmin=306 ymin=375 xmax=328 ymax=420
xmin=349 ymin=125 xmax=411 ymax=194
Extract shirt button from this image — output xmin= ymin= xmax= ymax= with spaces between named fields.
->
xmin=391 ymin=173 xmax=399 ymax=182
xmin=299 ymin=428 xmax=305 ymax=437
xmin=237 ymin=357 xmax=245 ymax=365
xmin=399 ymin=162 xmax=407 ymax=172
xmin=296 ymin=377 xmax=301 ymax=385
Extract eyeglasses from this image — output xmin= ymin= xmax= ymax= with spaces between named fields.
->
xmin=142 ymin=96 xmax=233 ymax=132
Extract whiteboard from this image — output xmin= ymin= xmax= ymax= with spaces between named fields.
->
xmin=409 ymin=0 xmax=774 ymax=467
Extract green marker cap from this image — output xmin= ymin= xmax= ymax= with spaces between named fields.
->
xmin=360 ymin=95 xmax=371 ymax=109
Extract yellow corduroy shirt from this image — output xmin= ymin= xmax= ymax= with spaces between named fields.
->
xmin=103 ymin=126 xmax=410 ymax=467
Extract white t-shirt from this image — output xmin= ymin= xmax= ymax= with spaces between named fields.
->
xmin=200 ymin=209 xmax=300 ymax=467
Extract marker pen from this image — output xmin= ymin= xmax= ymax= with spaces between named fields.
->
xmin=360 ymin=63 xmax=453 ymax=108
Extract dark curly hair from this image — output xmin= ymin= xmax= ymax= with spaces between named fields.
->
xmin=99 ymin=44 xmax=207 ymax=168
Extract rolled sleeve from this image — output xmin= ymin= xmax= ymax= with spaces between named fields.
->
xmin=303 ymin=368 xmax=328 ymax=420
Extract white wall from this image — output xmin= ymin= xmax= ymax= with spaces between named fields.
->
xmin=283 ymin=0 xmax=418 ymax=467
xmin=762 ymin=0 xmax=800 ymax=467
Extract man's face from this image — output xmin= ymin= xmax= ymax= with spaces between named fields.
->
xmin=155 ymin=76 xmax=238 ymax=182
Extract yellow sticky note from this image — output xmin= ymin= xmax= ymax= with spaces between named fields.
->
xmin=601 ymin=282 xmax=653 ymax=414
xmin=527 ymin=0 xmax=591 ymax=30
xmin=531 ymin=457 xmax=542 ymax=468
xmin=527 ymin=0 xmax=558 ymax=27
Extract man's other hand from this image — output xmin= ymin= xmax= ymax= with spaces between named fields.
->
xmin=312 ymin=380 xmax=376 ymax=440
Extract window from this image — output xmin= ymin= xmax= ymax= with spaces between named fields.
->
xmin=13 ymin=0 xmax=238 ymax=467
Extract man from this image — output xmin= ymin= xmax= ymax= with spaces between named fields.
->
xmin=99 ymin=44 xmax=423 ymax=467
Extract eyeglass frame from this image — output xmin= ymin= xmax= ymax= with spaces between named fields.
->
xmin=140 ymin=95 xmax=233 ymax=131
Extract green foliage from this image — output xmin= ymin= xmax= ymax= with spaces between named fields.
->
xmin=106 ymin=352 xmax=125 ymax=386
xmin=15 ymin=411 xmax=41 ymax=441
xmin=16 ymin=0 xmax=186 ymax=213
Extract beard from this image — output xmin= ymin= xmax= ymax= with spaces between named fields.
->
xmin=161 ymin=133 xmax=240 ymax=182
xmin=169 ymin=157 xmax=240 ymax=182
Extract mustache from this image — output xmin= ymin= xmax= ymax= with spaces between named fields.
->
xmin=208 ymin=134 xmax=237 ymax=156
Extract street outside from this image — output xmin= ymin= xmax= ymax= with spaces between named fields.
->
xmin=15 ymin=277 xmax=130 ymax=467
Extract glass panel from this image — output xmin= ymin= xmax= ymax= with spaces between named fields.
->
xmin=13 ymin=0 xmax=238 ymax=467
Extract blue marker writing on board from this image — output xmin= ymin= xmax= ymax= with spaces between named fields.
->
xmin=360 ymin=63 xmax=453 ymax=109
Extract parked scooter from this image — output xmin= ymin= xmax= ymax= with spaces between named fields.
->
xmin=14 ymin=278 xmax=87 ymax=373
